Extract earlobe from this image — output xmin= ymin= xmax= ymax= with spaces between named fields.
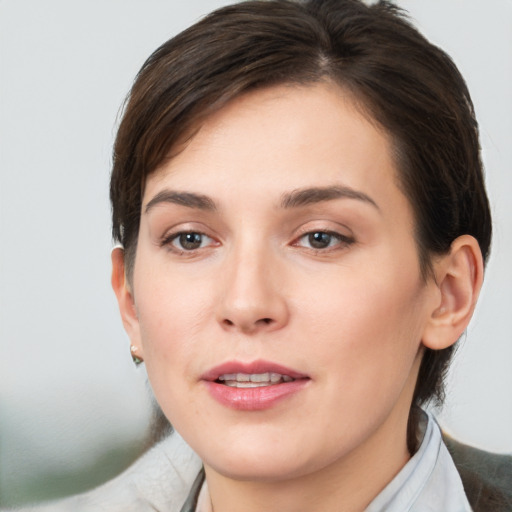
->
xmin=422 ymin=235 xmax=484 ymax=350
xmin=111 ymin=247 xmax=143 ymax=357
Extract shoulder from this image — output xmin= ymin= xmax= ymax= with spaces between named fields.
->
xmin=443 ymin=433 xmax=512 ymax=512
xmin=2 ymin=433 xmax=201 ymax=512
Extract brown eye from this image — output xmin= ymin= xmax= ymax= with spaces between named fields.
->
xmin=295 ymin=230 xmax=354 ymax=251
xmin=308 ymin=232 xmax=333 ymax=249
xmin=169 ymin=232 xmax=213 ymax=251
xmin=179 ymin=233 xmax=203 ymax=250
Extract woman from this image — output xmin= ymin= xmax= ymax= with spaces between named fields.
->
xmin=15 ymin=0 xmax=509 ymax=510
xmin=109 ymin=0 xmax=493 ymax=509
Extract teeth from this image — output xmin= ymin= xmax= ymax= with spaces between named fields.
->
xmin=250 ymin=372 xmax=269 ymax=383
xmin=270 ymin=372 xmax=281 ymax=383
xmin=219 ymin=373 xmax=237 ymax=381
xmin=218 ymin=372 xmax=295 ymax=387
xmin=226 ymin=381 xmax=268 ymax=388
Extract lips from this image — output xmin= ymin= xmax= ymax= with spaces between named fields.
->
xmin=201 ymin=360 xmax=310 ymax=410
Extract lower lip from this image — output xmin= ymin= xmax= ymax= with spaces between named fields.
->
xmin=204 ymin=379 xmax=310 ymax=411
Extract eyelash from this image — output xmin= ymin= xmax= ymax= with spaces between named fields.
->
xmin=293 ymin=230 xmax=355 ymax=253
xmin=160 ymin=231 xmax=217 ymax=253
xmin=160 ymin=229 xmax=354 ymax=255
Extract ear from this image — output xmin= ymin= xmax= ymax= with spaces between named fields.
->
xmin=422 ymin=235 xmax=484 ymax=350
xmin=111 ymin=247 xmax=144 ymax=359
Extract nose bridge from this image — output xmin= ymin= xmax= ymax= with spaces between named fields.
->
xmin=217 ymin=234 xmax=288 ymax=333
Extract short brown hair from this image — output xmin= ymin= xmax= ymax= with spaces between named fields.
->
xmin=110 ymin=0 xmax=492 ymax=450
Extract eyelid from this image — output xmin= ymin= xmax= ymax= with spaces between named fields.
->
xmin=170 ymin=231 xmax=214 ymax=247
xmin=295 ymin=231 xmax=353 ymax=247
xmin=291 ymin=223 xmax=355 ymax=252
xmin=292 ymin=221 xmax=353 ymax=239
xmin=159 ymin=224 xmax=220 ymax=254
xmin=158 ymin=220 xmax=215 ymax=241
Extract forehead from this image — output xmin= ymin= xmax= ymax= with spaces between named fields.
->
xmin=145 ymin=83 xmax=401 ymax=205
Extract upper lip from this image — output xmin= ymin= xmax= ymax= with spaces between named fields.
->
xmin=201 ymin=359 xmax=309 ymax=382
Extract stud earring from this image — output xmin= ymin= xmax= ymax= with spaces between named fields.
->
xmin=130 ymin=344 xmax=143 ymax=365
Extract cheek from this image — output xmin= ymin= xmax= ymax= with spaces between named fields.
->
xmin=135 ymin=291 xmax=208 ymax=427
xmin=133 ymin=268 xmax=215 ymax=386
xmin=297 ymin=258 xmax=427 ymax=388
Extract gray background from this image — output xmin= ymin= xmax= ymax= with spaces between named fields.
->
xmin=1 ymin=0 xmax=511 ymax=506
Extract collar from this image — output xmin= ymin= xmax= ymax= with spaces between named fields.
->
xmin=365 ymin=409 xmax=471 ymax=512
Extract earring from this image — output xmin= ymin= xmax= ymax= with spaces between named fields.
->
xmin=130 ymin=345 xmax=143 ymax=366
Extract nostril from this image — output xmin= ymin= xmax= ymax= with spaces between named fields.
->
xmin=222 ymin=317 xmax=274 ymax=329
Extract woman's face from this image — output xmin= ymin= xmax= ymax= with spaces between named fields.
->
xmin=128 ymin=83 xmax=439 ymax=481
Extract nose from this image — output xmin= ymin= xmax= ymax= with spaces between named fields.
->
xmin=216 ymin=243 xmax=289 ymax=335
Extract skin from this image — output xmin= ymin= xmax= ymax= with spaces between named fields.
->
xmin=113 ymin=83 xmax=483 ymax=512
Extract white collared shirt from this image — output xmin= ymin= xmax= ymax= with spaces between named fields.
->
xmin=365 ymin=410 xmax=472 ymax=511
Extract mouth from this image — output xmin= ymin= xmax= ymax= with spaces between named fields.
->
xmin=201 ymin=360 xmax=310 ymax=410
xmin=216 ymin=372 xmax=295 ymax=388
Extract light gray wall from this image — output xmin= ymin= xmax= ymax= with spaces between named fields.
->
xmin=1 ymin=0 xmax=511 ymax=502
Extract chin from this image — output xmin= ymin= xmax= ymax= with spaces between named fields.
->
xmin=196 ymin=433 xmax=327 ymax=483
xmin=207 ymin=455 xmax=310 ymax=482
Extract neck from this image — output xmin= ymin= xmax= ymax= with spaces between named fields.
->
xmin=203 ymin=406 xmax=411 ymax=512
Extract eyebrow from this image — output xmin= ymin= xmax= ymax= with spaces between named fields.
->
xmin=145 ymin=190 xmax=217 ymax=213
xmin=280 ymin=185 xmax=379 ymax=210
xmin=144 ymin=184 xmax=379 ymax=214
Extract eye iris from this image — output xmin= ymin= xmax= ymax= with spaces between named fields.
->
xmin=179 ymin=232 xmax=202 ymax=250
xmin=309 ymin=232 xmax=332 ymax=249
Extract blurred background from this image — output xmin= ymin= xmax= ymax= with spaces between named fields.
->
xmin=1 ymin=0 xmax=511 ymax=508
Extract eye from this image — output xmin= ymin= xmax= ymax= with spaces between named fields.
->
xmin=306 ymin=232 xmax=335 ymax=249
xmin=295 ymin=230 xmax=353 ymax=251
xmin=166 ymin=231 xmax=215 ymax=251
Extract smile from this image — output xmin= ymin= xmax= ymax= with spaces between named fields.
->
xmin=217 ymin=373 xmax=294 ymax=387
xmin=202 ymin=361 xmax=310 ymax=410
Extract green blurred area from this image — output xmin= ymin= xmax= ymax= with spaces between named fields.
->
xmin=0 ymin=440 xmax=145 ymax=509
